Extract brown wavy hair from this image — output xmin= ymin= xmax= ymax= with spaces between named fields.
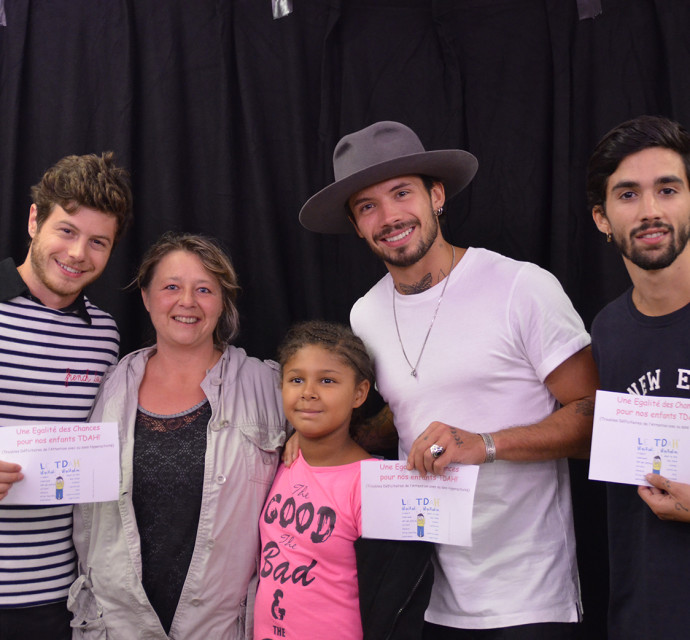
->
xmin=30 ymin=151 xmax=133 ymax=243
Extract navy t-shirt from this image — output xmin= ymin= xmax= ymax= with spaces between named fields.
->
xmin=591 ymin=288 xmax=690 ymax=639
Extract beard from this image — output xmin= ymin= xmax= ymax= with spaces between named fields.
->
xmin=368 ymin=207 xmax=440 ymax=268
xmin=29 ymin=238 xmax=97 ymax=300
xmin=613 ymin=220 xmax=690 ymax=271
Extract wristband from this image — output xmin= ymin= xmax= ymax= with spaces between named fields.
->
xmin=479 ymin=432 xmax=496 ymax=463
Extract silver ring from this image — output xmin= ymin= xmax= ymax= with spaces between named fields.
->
xmin=430 ymin=444 xmax=445 ymax=459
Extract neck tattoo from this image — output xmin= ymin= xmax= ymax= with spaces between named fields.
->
xmin=392 ymin=245 xmax=455 ymax=378
xmin=399 ymin=273 xmax=433 ymax=295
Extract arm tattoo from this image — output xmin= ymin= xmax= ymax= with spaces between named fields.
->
xmin=574 ymin=398 xmax=595 ymax=416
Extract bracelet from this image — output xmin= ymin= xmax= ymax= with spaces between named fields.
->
xmin=479 ymin=432 xmax=496 ymax=463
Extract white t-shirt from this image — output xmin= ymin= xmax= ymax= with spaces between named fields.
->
xmin=351 ymin=247 xmax=589 ymax=629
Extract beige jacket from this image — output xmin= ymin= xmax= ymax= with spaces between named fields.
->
xmin=69 ymin=346 xmax=286 ymax=640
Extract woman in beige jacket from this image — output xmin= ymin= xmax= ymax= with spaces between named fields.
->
xmin=69 ymin=232 xmax=286 ymax=640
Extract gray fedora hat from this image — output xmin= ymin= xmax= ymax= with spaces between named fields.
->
xmin=299 ymin=121 xmax=478 ymax=234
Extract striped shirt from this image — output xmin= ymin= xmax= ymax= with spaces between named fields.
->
xmin=0 ymin=258 xmax=119 ymax=608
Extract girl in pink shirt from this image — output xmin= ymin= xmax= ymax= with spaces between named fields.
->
xmin=254 ymin=320 xmax=374 ymax=640
xmin=254 ymin=320 xmax=434 ymax=640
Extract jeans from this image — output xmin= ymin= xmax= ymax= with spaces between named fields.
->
xmin=0 ymin=601 xmax=72 ymax=640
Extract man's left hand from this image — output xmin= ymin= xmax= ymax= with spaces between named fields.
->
xmin=638 ymin=474 xmax=690 ymax=522
xmin=407 ymin=421 xmax=487 ymax=475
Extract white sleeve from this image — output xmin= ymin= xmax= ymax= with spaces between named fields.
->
xmin=508 ymin=262 xmax=590 ymax=383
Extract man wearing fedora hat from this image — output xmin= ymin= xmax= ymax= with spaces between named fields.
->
xmin=299 ymin=121 xmax=599 ymax=638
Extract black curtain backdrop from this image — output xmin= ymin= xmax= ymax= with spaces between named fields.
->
xmin=3 ymin=1 xmax=690 ymax=636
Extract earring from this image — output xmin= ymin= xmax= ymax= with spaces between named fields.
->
xmin=606 ymin=233 xmax=612 ymax=243
xmin=435 ymin=207 xmax=443 ymax=217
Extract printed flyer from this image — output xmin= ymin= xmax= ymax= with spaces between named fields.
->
xmin=0 ymin=422 xmax=120 ymax=505
xmin=589 ymin=390 xmax=690 ymax=486
xmin=360 ymin=460 xmax=479 ymax=546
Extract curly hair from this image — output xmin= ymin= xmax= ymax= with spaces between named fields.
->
xmin=277 ymin=320 xmax=375 ymax=388
xmin=30 ymin=151 xmax=133 ymax=243
xmin=136 ymin=232 xmax=241 ymax=347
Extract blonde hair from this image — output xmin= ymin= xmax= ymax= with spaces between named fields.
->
xmin=136 ymin=232 xmax=241 ymax=346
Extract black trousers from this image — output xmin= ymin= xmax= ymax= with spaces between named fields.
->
xmin=423 ymin=622 xmax=580 ymax=640
xmin=0 ymin=601 xmax=72 ymax=640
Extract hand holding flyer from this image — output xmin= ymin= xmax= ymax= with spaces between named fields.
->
xmin=589 ymin=390 xmax=690 ymax=486
xmin=0 ymin=422 xmax=120 ymax=505
xmin=360 ymin=459 xmax=479 ymax=546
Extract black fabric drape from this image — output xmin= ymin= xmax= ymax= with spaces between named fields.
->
xmin=3 ymin=1 xmax=690 ymax=635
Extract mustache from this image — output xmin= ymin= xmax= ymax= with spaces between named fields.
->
xmin=373 ymin=222 xmax=412 ymax=242
xmin=630 ymin=221 xmax=673 ymax=238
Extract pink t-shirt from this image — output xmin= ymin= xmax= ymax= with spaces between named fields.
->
xmin=254 ymin=452 xmax=363 ymax=640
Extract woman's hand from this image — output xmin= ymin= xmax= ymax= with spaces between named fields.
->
xmin=282 ymin=432 xmax=299 ymax=467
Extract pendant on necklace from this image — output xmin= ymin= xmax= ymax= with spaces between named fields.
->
xmin=392 ymin=245 xmax=456 ymax=379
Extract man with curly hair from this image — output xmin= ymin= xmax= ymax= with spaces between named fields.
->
xmin=0 ymin=152 xmax=132 ymax=639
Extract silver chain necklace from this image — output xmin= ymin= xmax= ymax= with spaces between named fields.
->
xmin=392 ymin=245 xmax=455 ymax=378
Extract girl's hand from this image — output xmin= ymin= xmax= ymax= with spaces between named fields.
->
xmin=282 ymin=432 xmax=300 ymax=467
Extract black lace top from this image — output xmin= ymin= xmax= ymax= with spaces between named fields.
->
xmin=132 ymin=399 xmax=210 ymax=634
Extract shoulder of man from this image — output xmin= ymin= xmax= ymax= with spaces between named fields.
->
xmin=591 ymin=288 xmax=631 ymax=337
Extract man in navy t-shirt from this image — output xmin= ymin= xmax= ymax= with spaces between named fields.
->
xmin=587 ymin=115 xmax=690 ymax=639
